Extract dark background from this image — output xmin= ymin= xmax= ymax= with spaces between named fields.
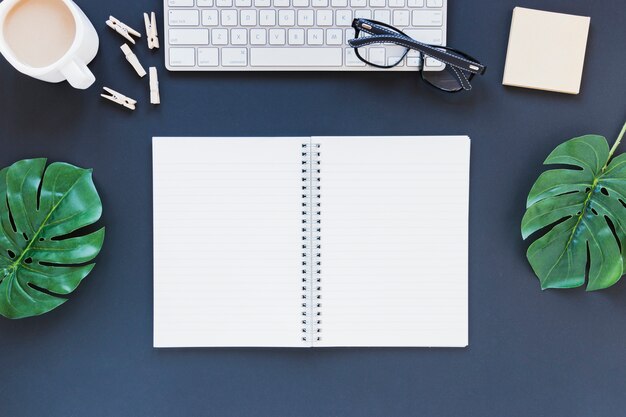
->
xmin=1 ymin=0 xmax=625 ymax=416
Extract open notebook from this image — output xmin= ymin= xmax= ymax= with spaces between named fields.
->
xmin=153 ymin=136 xmax=470 ymax=348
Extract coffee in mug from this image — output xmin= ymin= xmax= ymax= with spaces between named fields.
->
xmin=4 ymin=0 xmax=76 ymax=68
xmin=0 ymin=0 xmax=99 ymax=89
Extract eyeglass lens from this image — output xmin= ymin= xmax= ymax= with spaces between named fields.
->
xmin=354 ymin=25 xmax=410 ymax=68
xmin=422 ymin=68 xmax=469 ymax=92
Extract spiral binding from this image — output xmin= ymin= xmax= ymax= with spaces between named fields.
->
xmin=301 ymin=142 xmax=322 ymax=344
xmin=311 ymin=143 xmax=322 ymax=342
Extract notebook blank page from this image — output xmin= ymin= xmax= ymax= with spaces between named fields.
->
xmin=316 ymin=136 xmax=469 ymax=347
xmin=153 ymin=138 xmax=306 ymax=347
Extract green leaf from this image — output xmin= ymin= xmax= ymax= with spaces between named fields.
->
xmin=521 ymin=132 xmax=626 ymax=291
xmin=0 ymin=159 xmax=104 ymax=318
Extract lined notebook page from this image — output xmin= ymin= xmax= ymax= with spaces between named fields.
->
xmin=315 ymin=136 xmax=470 ymax=347
xmin=153 ymin=137 xmax=306 ymax=347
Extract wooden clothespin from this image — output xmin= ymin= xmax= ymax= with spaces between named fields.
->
xmin=149 ymin=67 xmax=160 ymax=105
xmin=121 ymin=43 xmax=146 ymax=77
xmin=106 ymin=16 xmax=141 ymax=44
xmin=144 ymin=12 xmax=159 ymax=50
xmin=101 ymin=87 xmax=136 ymax=110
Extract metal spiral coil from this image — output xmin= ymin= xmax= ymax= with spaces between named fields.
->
xmin=301 ymin=142 xmax=322 ymax=343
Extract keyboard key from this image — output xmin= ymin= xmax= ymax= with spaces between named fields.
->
xmin=345 ymin=48 xmax=365 ymax=66
xmin=240 ymin=10 xmax=257 ymax=26
xmin=250 ymin=47 xmax=342 ymax=66
xmin=312 ymin=0 xmax=329 ymax=5
xmin=269 ymin=28 xmax=286 ymax=44
xmin=412 ymin=10 xmax=443 ymax=26
xmin=370 ymin=0 xmax=385 ymax=6
xmin=307 ymin=28 xmax=324 ymax=45
xmin=297 ymin=10 xmax=314 ymax=26
xmin=235 ymin=0 xmax=251 ymax=4
xmin=260 ymin=10 xmax=277 ymax=25
xmin=211 ymin=28 xmax=229 ymax=44
xmin=388 ymin=56 xmax=403 ymax=66
xmin=222 ymin=48 xmax=248 ymax=66
xmin=169 ymin=28 xmax=209 ymax=44
xmin=388 ymin=0 xmax=404 ymax=6
xmin=404 ymin=28 xmax=442 ymax=44
xmin=169 ymin=48 xmax=195 ymax=66
xmin=373 ymin=9 xmax=390 ymax=23
xmin=317 ymin=10 xmax=333 ymax=26
xmin=216 ymin=0 xmax=232 ymax=5
xmin=393 ymin=10 xmax=410 ymax=26
xmin=169 ymin=10 xmax=200 ymax=26
xmin=354 ymin=9 xmax=372 ymax=19
xmin=407 ymin=56 xmax=421 ymax=66
xmin=274 ymin=0 xmax=290 ymax=5
xmin=426 ymin=0 xmax=442 ymax=7
xmin=326 ymin=28 xmax=343 ymax=45
xmin=336 ymin=10 xmax=352 ymax=26
xmin=279 ymin=10 xmax=296 ymax=26
xmin=293 ymin=0 xmax=309 ymax=6
xmin=288 ymin=28 xmax=305 ymax=44
xmin=350 ymin=0 xmax=366 ymax=6
xmin=331 ymin=0 xmax=348 ymax=5
xmin=221 ymin=10 xmax=238 ymax=25
xmin=250 ymin=28 xmax=267 ymax=44
xmin=345 ymin=28 xmax=355 ymax=42
xmin=425 ymin=57 xmax=443 ymax=67
xmin=255 ymin=0 xmax=271 ymax=6
xmin=368 ymin=47 xmax=385 ymax=65
xmin=408 ymin=0 xmax=424 ymax=6
xmin=169 ymin=0 xmax=194 ymax=6
xmin=197 ymin=0 xmax=214 ymax=5
xmin=202 ymin=10 xmax=218 ymax=25
xmin=198 ymin=47 xmax=219 ymax=66
xmin=231 ymin=28 xmax=247 ymax=44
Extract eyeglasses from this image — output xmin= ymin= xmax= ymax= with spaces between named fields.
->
xmin=348 ymin=18 xmax=486 ymax=93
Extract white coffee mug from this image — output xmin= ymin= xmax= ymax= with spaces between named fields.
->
xmin=0 ymin=0 xmax=99 ymax=89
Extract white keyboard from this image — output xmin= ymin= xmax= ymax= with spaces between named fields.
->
xmin=164 ymin=0 xmax=447 ymax=71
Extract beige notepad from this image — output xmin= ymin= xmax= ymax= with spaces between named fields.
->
xmin=503 ymin=7 xmax=590 ymax=94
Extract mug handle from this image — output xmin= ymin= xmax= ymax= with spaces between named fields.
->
xmin=60 ymin=59 xmax=96 ymax=90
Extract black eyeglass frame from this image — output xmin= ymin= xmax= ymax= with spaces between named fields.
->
xmin=349 ymin=18 xmax=487 ymax=92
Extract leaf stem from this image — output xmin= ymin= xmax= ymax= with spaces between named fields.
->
xmin=8 ymin=173 xmax=85 ymax=272
xmin=606 ymin=120 xmax=626 ymax=166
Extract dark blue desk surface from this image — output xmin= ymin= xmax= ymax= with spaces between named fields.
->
xmin=1 ymin=0 xmax=625 ymax=416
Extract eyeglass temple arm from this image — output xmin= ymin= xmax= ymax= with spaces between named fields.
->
xmin=348 ymin=34 xmax=485 ymax=75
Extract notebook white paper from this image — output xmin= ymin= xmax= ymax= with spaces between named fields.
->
xmin=153 ymin=136 xmax=470 ymax=348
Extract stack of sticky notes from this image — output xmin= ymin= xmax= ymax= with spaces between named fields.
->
xmin=503 ymin=7 xmax=591 ymax=95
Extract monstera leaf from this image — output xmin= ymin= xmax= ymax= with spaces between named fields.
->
xmin=522 ymin=123 xmax=626 ymax=291
xmin=0 ymin=159 xmax=104 ymax=318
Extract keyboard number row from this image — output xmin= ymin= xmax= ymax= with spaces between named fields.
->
xmin=169 ymin=0 xmax=443 ymax=7
xmin=169 ymin=9 xmax=443 ymax=27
